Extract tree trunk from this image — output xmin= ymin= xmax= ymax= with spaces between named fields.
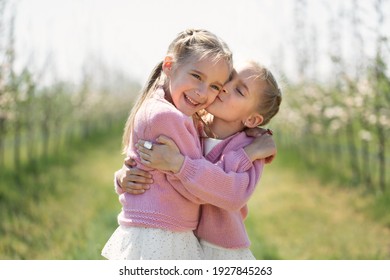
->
xmin=377 ymin=124 xmax=386 ymax=192
xmin=42 ymin=120 xmax=49 ymax=160
xmin=361 ymin=140 xmax=372 ymax=190
xmin=13 ymin=118 xmax=21 ymax=169
xmin=333 ymin=132 xmax=342 ymax=172
xmin=346 ymin=122 xmax=360 ymax=184
xmin=0 ymin=117 xmax=5 ymax=167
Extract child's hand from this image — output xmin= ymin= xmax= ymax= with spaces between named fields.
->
xmin=136 ymin=135 xmax=185 ymax=173
xmin=244 ymin=127 xmax=272 ymax=138
xmin=116 ymin=157 xmax=153 ymax=194
xmin=243 ymin=133 xmax=277 ymax=163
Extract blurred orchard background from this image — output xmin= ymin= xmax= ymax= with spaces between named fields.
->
xmin=0 ymin=0 xmax=389 ymax=260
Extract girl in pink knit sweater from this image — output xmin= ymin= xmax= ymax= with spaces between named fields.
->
xmin=116 ymin=60 xmax=282 ymax=259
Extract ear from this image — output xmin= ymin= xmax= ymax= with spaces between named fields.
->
xmin=162 ymin=56 xmax=174 ymax=77
xmin=244 ymin=113 xmax=264 ymax=128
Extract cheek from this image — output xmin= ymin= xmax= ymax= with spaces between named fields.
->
xmin=205 ymin=101 xmax=220 ymax=115
xmin=169 ymin=86 xmax=183 ymax=107
xmin=223 ymin=98 xmax=238 ymax=110
xmin=205 ymin=90 xmax=220 ymax=105
xmin=208 ymin=99 xmax=230 ymax=116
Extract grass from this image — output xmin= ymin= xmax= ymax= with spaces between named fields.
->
xmin=0 ymin=128 xmax=124 ymax=259
xmin=1 ymin=131 xmax=389 ymax=259
xmin=246 ymin=146 xmax=390 ymax=260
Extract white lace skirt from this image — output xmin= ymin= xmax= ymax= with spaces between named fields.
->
xmin=200 ymin=240 xmax=256 ymax=260
xmin=102 ymin=225 xmax=204 ymax=260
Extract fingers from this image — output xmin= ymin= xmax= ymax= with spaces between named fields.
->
xmin=244 ymin=127 xmax=265 ymax=137
xmin=155 ymin=135 xmax=174 ymax=145
xmin=137 ymin=149 xmax=152 ymax=163
xmin=137 ymin=140 xmax=153 ymax=151
xmin=135 ymin=143 xmax=152 ymax=157
xmin=122 ymin=176 xmax=152 ymax=194
xmin=124 ymin=181 xmax=148 ymax=190
xmin=259 ymin=128 xmax=273 ymax=136
xmin=245 ymin=127 xmax=274 ymax=137
xmin=139 ymin=157 xmax=151 ymax=166
xmin=265 ymin=155 xmax=276 ymax=164
xmin=125 ymin=168 xmax=152 ymax=179
xmin=126 ymin=189 xmax=147 ymax=195
xmin=123 ymin=181 xmax=149 ymax=194
xmin=124 ymin=156 xmax=137 ymax=167
xmin=138 ymin=136 xmax=176 ymax=149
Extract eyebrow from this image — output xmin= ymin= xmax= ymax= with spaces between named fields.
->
xmin=228 ymin=70 xmax=238 ymax=82
xmin=243 ymin=82 xmax=249 ymax=93
xmin=217 ymin=79 xmax=227 ymax=88
xmin=191 ymin=69 xmax=203 ymax=76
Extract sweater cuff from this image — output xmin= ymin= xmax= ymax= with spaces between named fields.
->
xmin=174 ymin=156 xmax=199 ymax=182
xmin=234 ymin=148 xmax=253 ymax=172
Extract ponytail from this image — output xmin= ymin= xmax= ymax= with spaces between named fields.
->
xmin=122 ymin=61 xmax=163 ymax=153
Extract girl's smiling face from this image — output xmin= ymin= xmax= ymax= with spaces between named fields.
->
xmin=164 ymin=55 xmax=230 ymax=116
xmin=206 ymin=63 xmax=264 ymax=124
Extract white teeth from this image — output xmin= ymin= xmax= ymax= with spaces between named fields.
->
xmin=185 ymin=95 xmax=199 ymax=106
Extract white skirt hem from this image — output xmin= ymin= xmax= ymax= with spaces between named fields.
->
xmin=200 ymin=239 xmax=256 ymax=260
xmin=102 ymin=225 xmax=203 ymax=260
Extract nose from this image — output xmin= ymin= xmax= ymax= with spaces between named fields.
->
xmin=218 ymin=88 xmax=229 ymax=101
xmin=195 ymin=84 xmax=208 ymax=99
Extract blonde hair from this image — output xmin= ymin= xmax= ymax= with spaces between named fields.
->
xmin=247 ymin=61 xmax=282 ymax=126
xmin=122 ymin=29 xmax=233 ymax=153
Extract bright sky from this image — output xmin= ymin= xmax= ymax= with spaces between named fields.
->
xmin=11 ymin=0 xmax=389 ymax=86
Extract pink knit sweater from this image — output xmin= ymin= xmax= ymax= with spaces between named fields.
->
xmin=115 ymin=88 xmax=263 ymax=247
xmin=190 ymin=133 xmax=264 ymax=249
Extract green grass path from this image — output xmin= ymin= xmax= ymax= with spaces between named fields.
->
xmin=1 ymin=133 xmax=389 ymax=259
xmin=246 ymin=158 xmax=390 ymax=259
xmin=0 ymin=133 xmax=123 ymax=259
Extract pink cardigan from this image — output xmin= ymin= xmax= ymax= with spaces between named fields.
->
xmin=115 ymin=88 xmax=263 ymax=247
xmin=189 ymin=133 xmax=264 ymax=249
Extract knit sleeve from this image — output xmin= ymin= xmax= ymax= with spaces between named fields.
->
xmin=141 ymin=109 xmax=206 ymax=204
xmin=171 ymin=155 xmax=264 ymax=211
xmin=214 ymin=148 xmax=253 ymax=173
xmin=145 ymin=110 xmax=202 ymax=159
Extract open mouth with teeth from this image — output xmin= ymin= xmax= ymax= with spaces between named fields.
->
xmin=184 ymin=94 xmax=201 ymax=107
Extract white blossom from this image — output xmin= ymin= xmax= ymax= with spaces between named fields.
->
xmin=379 ymin=114 xmax=390 ymax=128
xmin=367 ymin=114 xmax=377 ymax=125
xmin=329 ymin=119 xmax=342 ymax=132
xmin=324 ymin=106 xmax=346 ymax=119
xmin=359 ymin=130 xmax=372 ymax=142
xmin=353 ymin=96 xmax=364 ymax=108
xmin=344 ymin=96 xmax=355 ymax=107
